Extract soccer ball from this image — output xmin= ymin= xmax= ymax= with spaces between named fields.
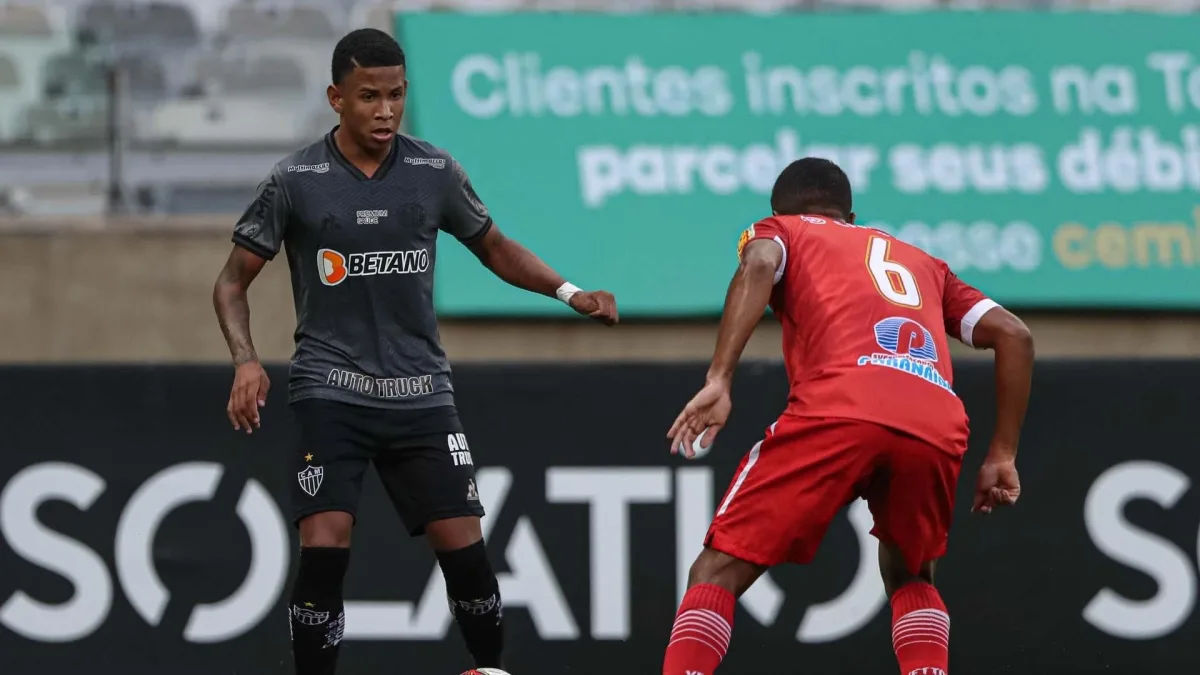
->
xmin=461 ymin=670 xmax=511 ymax=675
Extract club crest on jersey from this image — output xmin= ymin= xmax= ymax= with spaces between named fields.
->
xmin=297 ymin=465 xmax=324 ymax=497
xmin=857 ymin=317 xmax=953 ymax=393
xmin=737 ymin=225 xmax=754 ymax=259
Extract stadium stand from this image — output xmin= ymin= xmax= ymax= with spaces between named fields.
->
xmin=0 ymin=0 xmax=1198 ymax=215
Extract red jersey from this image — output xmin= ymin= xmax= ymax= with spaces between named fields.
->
xmin=737 ymin=214 xmax=998 ymax=456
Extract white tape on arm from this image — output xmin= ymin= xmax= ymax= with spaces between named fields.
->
xmin=556 ymin=282 xmax=582 ymax=305
xmin=961 ymin=299 xmax=1000 ymax=347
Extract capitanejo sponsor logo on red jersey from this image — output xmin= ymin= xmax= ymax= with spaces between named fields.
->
xmin=858 ymin=317 xmax=954 ymax=393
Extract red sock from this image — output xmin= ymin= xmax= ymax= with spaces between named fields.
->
xmin=662 ymin=583 xmax=735 ymax=675
xmin=890 ymin=581 xmax=950 ymax=675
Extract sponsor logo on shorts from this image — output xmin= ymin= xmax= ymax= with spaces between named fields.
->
xmin=857 ymin=317 xmax=953 ymax=393
xmin=297 ymin=465 xmax=323 ymax=497
xmin=318 ymin=247 xmax=430 ymax=286
xmin=326 ymin=369 xmax=435 ymax=399
xmin=448 ymin=432 xmax=474 ymax=467
xmin=287 ymin=162 xmax=330 ymax=174
xmin=292 ymin=604 xmax=329 ymax=626
xmin=908 ymin=669 xmax=947 ymax=675
xmin=404 ymin=156 xmax=446 ymax=169
xmin=467 ymin=479 xmax=479 ymax=501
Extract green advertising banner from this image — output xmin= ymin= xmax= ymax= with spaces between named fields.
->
xmin=398 ymin=12 xmax=1200 ymax=315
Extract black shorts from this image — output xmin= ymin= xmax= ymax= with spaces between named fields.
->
xmin=289 ymin=398 xmax=485 ymax=535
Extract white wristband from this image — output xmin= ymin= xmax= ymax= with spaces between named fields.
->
xmin=556 ymin=282 xmax=582 ymax=305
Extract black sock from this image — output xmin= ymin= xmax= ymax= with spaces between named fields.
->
xmin=437 ymin=540 xmax=504 ymax=668
xmin=288 ymin=547 xmax=350 ymax=675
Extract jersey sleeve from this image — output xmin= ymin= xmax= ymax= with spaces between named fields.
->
xmin=941 ymin=263 xmax=1000 ymax=347
xmin=440 ymin=157 xmax=493 ymax=245
xmin=736 ymin=216 xmax=788 ymax=284
xmin=232 ymin=166 xmax=291 ymax=261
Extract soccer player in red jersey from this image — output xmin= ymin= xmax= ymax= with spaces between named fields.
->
xmin=662 ymin=158 xmax=1034 ymax=675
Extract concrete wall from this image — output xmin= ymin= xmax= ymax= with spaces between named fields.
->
xmin=3 ymin=219 xmax=1198 ymax=363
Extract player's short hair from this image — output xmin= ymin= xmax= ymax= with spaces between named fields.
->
xmin=331 ymin=28 xmax=406 ymax=85
xmin=770 ymin=158 xmax=853 ymax=218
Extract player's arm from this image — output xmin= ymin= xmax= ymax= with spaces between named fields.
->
xmin=706 ymin=238 xmax=783 ymax=387
xmin=942 ymin=268 xmax=1033 ymax=512
xmin=214 ymin=246 xmax=267 ymax=367
xmin=970 ymin=305 xmax=1035 ymax=459
xmin=667 ymin=234 xmax=783 ymax=457
xmin=214 ymin=168 xmax=289 ymax=433
xmin=441 ymin=157 xmax=617 ymax=325
xmin=467 ymin=225 xmax=616 ymax=325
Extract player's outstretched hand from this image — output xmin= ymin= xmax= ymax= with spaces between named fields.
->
xmin=667 ymin=381 xmax=732 ymax=459
xmin=568 ymin=290 xmax=619 ymax=326
xmin=971 ymin=457 xmax=1020 ymax=514
xmin=227 ymin=361 xmax=270 ymax=434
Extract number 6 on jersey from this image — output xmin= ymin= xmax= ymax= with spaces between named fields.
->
xmin=866 ymin=236 xmax=921 ymax=308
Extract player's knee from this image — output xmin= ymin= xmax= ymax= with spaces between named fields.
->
xmin=918 ymin=560 xmax=936 ymax=586
xmin=425 ymin=515 xmax=484 ymax=552
xmin=299 ymin=511 xmax=353 ymax=548
xmin=687 ymin=547 xmax=764 ymax=597
xmin=884 ymin=572 xmax=936 ymax=599
xmin=436 ymin=538 xmax=500 ymax=607
xmin=879 ymin=542 xmax=937 ymax=597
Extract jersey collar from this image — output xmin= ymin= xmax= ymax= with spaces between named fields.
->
xmin=325 ymin=126 xmax=399 ymax=182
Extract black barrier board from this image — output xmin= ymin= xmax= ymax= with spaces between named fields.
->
xmin=1 ymin=362 xmax=1198 ymax=674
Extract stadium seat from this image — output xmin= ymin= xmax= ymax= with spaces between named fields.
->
xmin=42 ymin=51 xmax=107 ymax=99
xmin=534 ymin=0 xmax=667 ymax=11
xmin=352 ymin=0 xmax=438 ymax=30
xmin=673 ymin=0 xmax=806 ymax=11
xmin=156 ymin=183 xmax=258 ymax=215
xmin=0 ymin=54 xmax=24 ymax=143
xmin=0 ymin=4 xmax=56 ymax=37
xmin=122 ymin=53 xmax=173 ymax=99
xmin=146 ymin=97 xmax=312 ymax=146
xmin=19 ymin=97 xmax=109 ymax=147
xmin=1086 ymin=0 xmax=1200 ymax=10
xmin=222 ymin=4 xmax=340 ymax=43
xmin=173 ymin=0 xmax=240 ymax=33
xmin=0 ymin=4 xmax=72 ymax=143
xmin=431 ymin=0 xmax=529 ymax=12
xmin=190 ymin=51 xmax=309 ymax=97
xmin=79 ymin=0 xmax=201 ymax=51
xmin=40 ymin=49 xmax=168 ymax=104
xmin=6 ymin=183 xmax=108 ymax=217
xmin=815 ymin=0 xmax=939 ymax=8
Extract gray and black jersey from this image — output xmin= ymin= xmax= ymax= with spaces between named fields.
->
xmin=232 ymin=128 xmax=491 ymax=410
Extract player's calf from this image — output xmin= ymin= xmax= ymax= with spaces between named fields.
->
xmin=880 ymin=543 xmax=949 ymax=675
xmin=663 ymin=547 xmax=765 ymax=675
xmin=429 ymin=517 xmax=505 ymax=669
xmin=289 ymin=512 xmax=354 ymax=675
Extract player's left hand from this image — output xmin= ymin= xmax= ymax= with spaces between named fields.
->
xmin=667 ymin=380 xmax=732 ymax=459
xmin=568 ymin=290 xmax=619 ymax=326
xmin=971 ymin=458 xmax=1021 ymax=514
